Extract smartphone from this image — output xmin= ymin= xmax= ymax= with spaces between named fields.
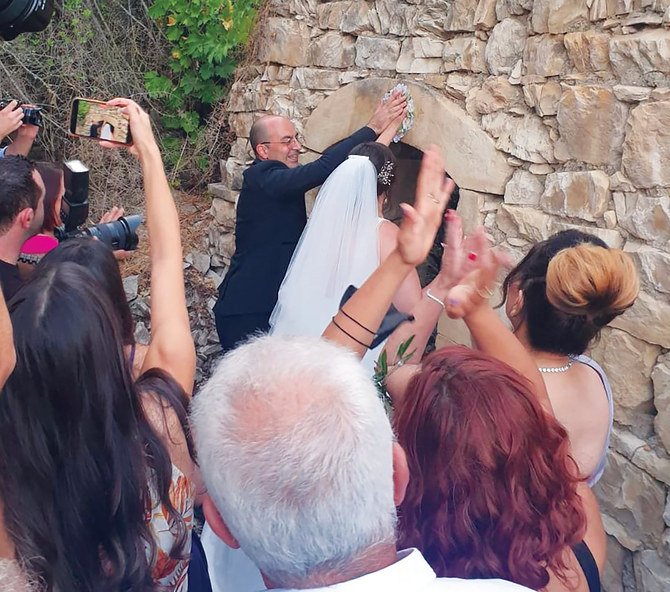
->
xmin=69 ymin=98 xmax=132 ymax=146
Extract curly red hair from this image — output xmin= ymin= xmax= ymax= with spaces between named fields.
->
xmin=395 ymin=345 xmax=586 ymax=590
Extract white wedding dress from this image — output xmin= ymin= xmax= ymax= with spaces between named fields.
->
xmin=202 ymin=155 xmax=386 ymax=592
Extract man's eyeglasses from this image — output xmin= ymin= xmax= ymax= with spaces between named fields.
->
xmin=258 ymin=135 xmax=303 ymax=146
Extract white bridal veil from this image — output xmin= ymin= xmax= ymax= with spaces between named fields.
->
xmin=270 ymin=155 xmax=380 ymax=349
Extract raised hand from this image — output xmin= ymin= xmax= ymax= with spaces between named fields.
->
xmin=396 ymin=145 xmax=455 ymax=268
xmin=367 ymin=90 xmax=407 ymax=136
xmin=0 ymin=101 xmax=24 ymax=140
xmin=100 ymin=98 xmax=159 ymax=161
xmin=444 ymin=231 xmax=510 ymax=319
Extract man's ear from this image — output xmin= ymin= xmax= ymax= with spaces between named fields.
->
xmin=15 ymin=208 xmax=34 ymax=231
xmin=392 ymin=442 xmax=410 ymax=507
xmin=202 ymin=494 xmax=240 ymax=549
xmin=255 ymin=144 xmax=269 ymax=161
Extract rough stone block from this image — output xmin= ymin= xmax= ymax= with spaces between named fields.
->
xmin=523 ymin=81 xmax=562 ymax=116
xmin=485 ymin=18 xmax=528 ymax=75
xmin=611 ymin=291 xmax=670 ymax=349
xmin=614 ymin=194 xmax=670 ymax=246
xmin=623 ymin=242 xmax=670 ymax=295
xmin=257 ymin=18 xmax=311 ymax=67
xmin=564 ymin=31 xmax=611 ymax=73
xmin=208 ymin=184 xmax=239 ymax=205
xmin=595 ymin=450 xmax=666 ymax=551
xmin=498 ymin=204 xmax=552 ymax=241
xmin=375 ymin=0 xmax=414 ymax=36
xmin=524 ymin=34 xmax=569 ymax=77
xmin=531 ymin=0 xmax=590 ymax=33
xmin=603 ymin=535 xmax=632 ymax=592
xmin=355 ymin=36 xmax=401 ymax=70
xmin=397 ymin=39 xmax=444 ymax=74
xmin=622 ymin=101 xmax=670 ymax=189
xmin=290 ymin=68 xmax=342 ymax=91
xmin=445 ymin=0 xmax=479 ymax=31
xmin=504 ymin=170 xmax=545 ymax=205
xmin=457 ymin=189 xmax=486 ymax=234
xmin=442 ymin=38 xmax=487 ymax=73
xmin=613 ymin=85 xmax=652 ymax=102
xmin=211 ymin=197 xmax=237 ymax=230
xmin=634 ymin=550 xmax=670 ymax=592
xmin=467 ymin=77 xmax=522 ymax=115
xmin=541 ymin=170 xmax=610 ymax=221
xmin=652 ymin=354 xmax=670 ymax=453
xmin=556 ymin=86 xmax=627 ymax=166
xmin=316 ymin=1 xmax=350 ymax=30
xmin=591 ymin=329 xmax=658 ymax=432
xmin=341 ymin=1 xmax=375 ymax=34
xmin=310 ymin=32 xmax=356 ymax=68
xmin=610 ymin=30 xmax=670 ymax=86
xmin=482 ymin=111 xmax=555 ymax=163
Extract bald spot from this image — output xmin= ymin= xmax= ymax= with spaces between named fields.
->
xmin=250 ymin=115 xmax=289 ymax=152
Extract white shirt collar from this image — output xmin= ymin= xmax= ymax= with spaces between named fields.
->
xmin=272 ymin=548 xmax=436 ymax=592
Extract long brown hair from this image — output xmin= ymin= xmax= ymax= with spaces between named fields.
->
xmin=395 ymin=346 xmax=586 ymax=590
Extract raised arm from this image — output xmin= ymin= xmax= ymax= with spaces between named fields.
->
xmin=445 ymin=243 xmax=554 ymax=413
xmin=102 ymin=99 xmax=196 ymax=395
xmin=5 ymin=123 xmax=39 ymax=158
xmin=256 ymin=92 xmax=407 ymax=197
xmin=322 ymin=146 xmax=454 ymax=357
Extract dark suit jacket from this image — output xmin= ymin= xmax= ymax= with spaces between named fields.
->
xmin=215 ymin=126 xmax=377 ymax=317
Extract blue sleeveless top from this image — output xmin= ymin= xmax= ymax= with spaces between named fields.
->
xmin=574 ymin=355 xmax=614 ymax=487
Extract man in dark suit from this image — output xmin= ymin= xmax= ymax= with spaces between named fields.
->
xmin=214 ymin=94 xmax=407 ymax=351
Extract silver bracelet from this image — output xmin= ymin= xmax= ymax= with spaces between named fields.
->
xmin=425 ymin=288 xmax=445 ymax=309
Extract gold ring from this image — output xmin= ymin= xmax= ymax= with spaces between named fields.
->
xmin=475 ymin=286 xmax=495 ymax=299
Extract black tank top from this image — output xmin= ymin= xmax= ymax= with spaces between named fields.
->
xmin=572 ymin=541 xmax=601 ymax=592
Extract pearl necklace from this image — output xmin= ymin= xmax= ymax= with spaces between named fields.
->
xmin=538 ymin=359 xmax=574 ymax=374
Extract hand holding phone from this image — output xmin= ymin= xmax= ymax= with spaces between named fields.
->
xmin=69 ymin=98 xmax=132 ymax=146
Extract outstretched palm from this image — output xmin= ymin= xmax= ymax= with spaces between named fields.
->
xmin=396 ymin=145 xmax=455 ymax=268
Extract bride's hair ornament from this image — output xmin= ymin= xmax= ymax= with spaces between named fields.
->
xmin=378 ymin=161 xmax=395 ymax=186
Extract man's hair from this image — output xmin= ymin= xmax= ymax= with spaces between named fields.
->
xmin=0 ymin=156 xmax=40 ymax=232
xmin=192 ymin=335 xmax=397 ymax=587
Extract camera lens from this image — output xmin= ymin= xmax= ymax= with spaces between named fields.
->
xmin=0 ymin=0 xmax=55 ymax=41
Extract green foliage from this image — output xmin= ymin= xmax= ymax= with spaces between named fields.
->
xmin=373 ymin=335 xmax=416 ymax=416
xmin=146 ymin=0 xmax=261 ymax=136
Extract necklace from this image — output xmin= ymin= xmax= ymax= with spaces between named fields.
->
xmin=538 ymin=358 xmax=574 ymax=374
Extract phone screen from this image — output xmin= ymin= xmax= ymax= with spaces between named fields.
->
xmin=69 ymin=99 xmax=132 ymax=145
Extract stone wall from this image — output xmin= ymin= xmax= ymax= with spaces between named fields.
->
xmin=207 ymin=1 xmax=670 ymax=589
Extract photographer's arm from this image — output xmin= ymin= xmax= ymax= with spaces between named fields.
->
xmin=104 ymin=99 xmax=196 ymax=395
xmin=4 ymin=124 xmax=39 ymax=158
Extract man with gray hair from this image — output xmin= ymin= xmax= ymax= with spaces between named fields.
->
xmin=192 ymin=335 xmax=533 ymax=592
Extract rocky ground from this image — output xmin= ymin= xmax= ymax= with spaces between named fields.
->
xmin=120 ymin=190 xmax=222 ymax=388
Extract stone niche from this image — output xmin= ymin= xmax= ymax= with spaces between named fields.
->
xmin=208 ymin=2 xmax=670 ymax=590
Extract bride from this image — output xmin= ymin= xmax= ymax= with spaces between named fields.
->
xmin=270 ymin=139 xmax=423 ymax=372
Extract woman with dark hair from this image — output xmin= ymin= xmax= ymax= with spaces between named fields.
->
xmin=499 ymin=231 xmax=639 ymax=485
xmin=0 ymin=99 xmax=203 ymax=591
xmin=37 ymin=238 xmax=146 ymax=376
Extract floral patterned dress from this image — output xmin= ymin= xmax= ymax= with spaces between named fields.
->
xmin=147 ymin=465 xmax=195 ymax=592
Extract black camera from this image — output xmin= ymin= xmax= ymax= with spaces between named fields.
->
xmin=0 ymin=0 xmax=54 ymax=41
xmin=0 ymin=100 xmax=43 ymax=127
xmin=55 ymin=159 xmax=142 ymax=251
xmin=57 ymin=215 xmax=143 ymax=252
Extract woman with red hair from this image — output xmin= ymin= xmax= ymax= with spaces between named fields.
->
xmin=394 ymin=344 xmax=604 ymax=591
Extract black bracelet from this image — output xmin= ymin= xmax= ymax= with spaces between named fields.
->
xmin=331 ymin=317 xmax=372 ymax=349
xmin=339 ymin=308 xmax=376 ymax=335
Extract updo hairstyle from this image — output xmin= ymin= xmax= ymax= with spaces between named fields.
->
xmin=501 ymin=230 xmax=639 ymax=356
xmin=348 ymin=142 xmax=397 ymax=197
